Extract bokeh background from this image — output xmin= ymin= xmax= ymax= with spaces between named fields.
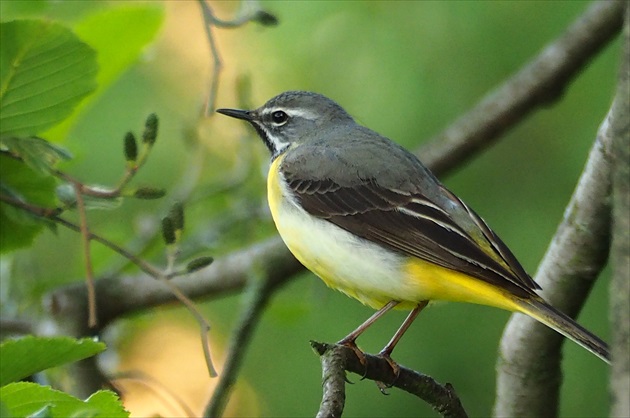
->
xmin=1 ymin=1 xmax=619 ymax=416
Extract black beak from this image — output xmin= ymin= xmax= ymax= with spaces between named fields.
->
xmin=216 ymin=108 xmax=253 ymax=121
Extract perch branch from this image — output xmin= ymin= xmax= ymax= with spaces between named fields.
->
xmin=311 ymin=342 xmax=468 ymax=418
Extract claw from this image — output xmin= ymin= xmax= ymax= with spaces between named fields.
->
xmin=375 ymin=380 xmax=391 ymax=395
xmin=376 ymin=351 xmax=401 ymax=388
xmin=337 ymin=339 xmax=369 ymax=379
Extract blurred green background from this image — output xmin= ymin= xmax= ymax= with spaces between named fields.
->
xmin=1 ymin=1 xmax=618 ymax=416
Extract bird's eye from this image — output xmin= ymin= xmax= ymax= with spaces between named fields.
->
xmin=271 ymin=110 xmax=288 ymax=125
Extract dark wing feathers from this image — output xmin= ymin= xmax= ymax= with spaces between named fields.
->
xmin=283 ymin=173 xmax=538 ymax=298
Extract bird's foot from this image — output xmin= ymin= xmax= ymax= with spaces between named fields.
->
xmin=375 ymin=350 xmax=400 ymax=393
xmin=337 ymin=338 xmax=369 ymax=379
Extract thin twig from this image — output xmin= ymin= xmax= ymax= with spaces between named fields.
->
xmin=2 ymin=194 xmax=193 ymax=283
xmin=1 ymin=193 xmax=218 ymax=376
xmin=197 ymin=0 xmax=277 ymax=115
xmin=71 ymin=180 xmax=98 ymax=328
xmin=112 ymin=371 xmax=197 ymax=418
xmin=158 ymin=277 xmax=217 ymax=377
xmin=0 ymin=193 xmax=61 ymax=218
xmin=311 ymin=342 xmax=468 ymax=418
xmin=198 ymin=0 xmax=222 ymax=117
xmin=201 ymin=0 xmax=265 ymax=28
xmin=203 ymin=269 xmax=276 ymax=417
xmin=102 ymin=139 xmax=208 ymax=279
xmin=53 ymin=162 xmax=142 ymax=199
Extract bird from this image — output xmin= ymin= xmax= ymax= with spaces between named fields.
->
xmin=217 ymin=91 xmax=610 ymax=369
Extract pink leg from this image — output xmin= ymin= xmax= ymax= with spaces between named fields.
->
xmin=378 ymin=301 xmax=429 ymax=380
xmin=338 ymin=300 xmax=400 ymax=345
xmin=337 ymin=300 xmax=399 ymax=364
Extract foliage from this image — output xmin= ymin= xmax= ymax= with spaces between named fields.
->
xmin=0 ymin=336 xmax=104 ymax=386
xmin=0 ymin=19 xmax=96 ymax=253
xmin=0 ymin=6 xmax=161 ymax=418
xmin=0 ymin=336 xmax=127 ymax=417
xmin=0 ymin=20 xmax=97 ymax=137
xmin=1 ymin=382 xmax=127 ymax=418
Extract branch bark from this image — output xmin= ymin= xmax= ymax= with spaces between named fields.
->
xmin=495 ymin=5 xmax=628 ymax=412
xmin=311 ymin=342 xmax=468 ymax=418
xmin=46 ymin=237 xmax=301 ymax=335
xmin=609 ymin=4 xmax=630 ymax=417
xmin=495 ymin=106 xmax=613 ymax=417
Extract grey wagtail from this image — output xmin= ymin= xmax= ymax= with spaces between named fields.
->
xmin=217 ymin=91 xmax=610 ymax=366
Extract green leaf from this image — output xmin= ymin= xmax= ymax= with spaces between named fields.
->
xmin=0 ymin=383 xmax=128 ymax=418
xmin=0 ymin=154 xmax=57 ymax=254
xmin=44 ymin=5 xmax=164 ymax=142
xmin=1 ymin=400 xmax=14 ymax=418
xmin=0 ymin=336 xmax=105 ymax=385
xmin=0 ymin=20 xmax=98 ymax=137
xmin=1 ymin=136 xmax=72 ymax=175
xmin=27 ymin=404 xmax=53 ymax=418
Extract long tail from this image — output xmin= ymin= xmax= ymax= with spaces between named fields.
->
xmin=513 ymin=297 xmax=610 ymax=363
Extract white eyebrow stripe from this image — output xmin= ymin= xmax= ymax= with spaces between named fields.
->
xmin=287 ymin=108 xmax=319 ymax=120
xmin=261 ymin=107 xmax=319 ymax=120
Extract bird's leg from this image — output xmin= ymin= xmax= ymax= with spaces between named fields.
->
xmin=337 ymin=300 xmax=399 ymax=368
xmin=377 ymin=300 xmax=429 ymax=387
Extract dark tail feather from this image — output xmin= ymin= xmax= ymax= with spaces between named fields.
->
xmin=514 ymin=297 xmax=610 ymax=363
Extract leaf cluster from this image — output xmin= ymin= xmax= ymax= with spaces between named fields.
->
xmin=0 ymin=19 xmax=166 ymax=254
xmin=0 ymin=336 xmax=127 ymax=417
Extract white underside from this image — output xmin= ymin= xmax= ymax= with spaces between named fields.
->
xmin=271 ymin=173 xmax=421 ymax=309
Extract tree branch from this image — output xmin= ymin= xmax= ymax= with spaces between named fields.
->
xmin=610 ymin=4 xmax=630 ymax=417
xmin=495 ymin=54 xmax=621 ymax=418
xmin=45 ymin=237 xmax=301 ymax=334
xmin=311 ymin=342 xmax=468 ymax=418
xmin=419 ymin=0 xmax=625 ymax=174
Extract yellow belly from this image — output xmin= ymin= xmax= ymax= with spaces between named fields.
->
xmin=267 ymin=155 xmax=521 ymax=313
